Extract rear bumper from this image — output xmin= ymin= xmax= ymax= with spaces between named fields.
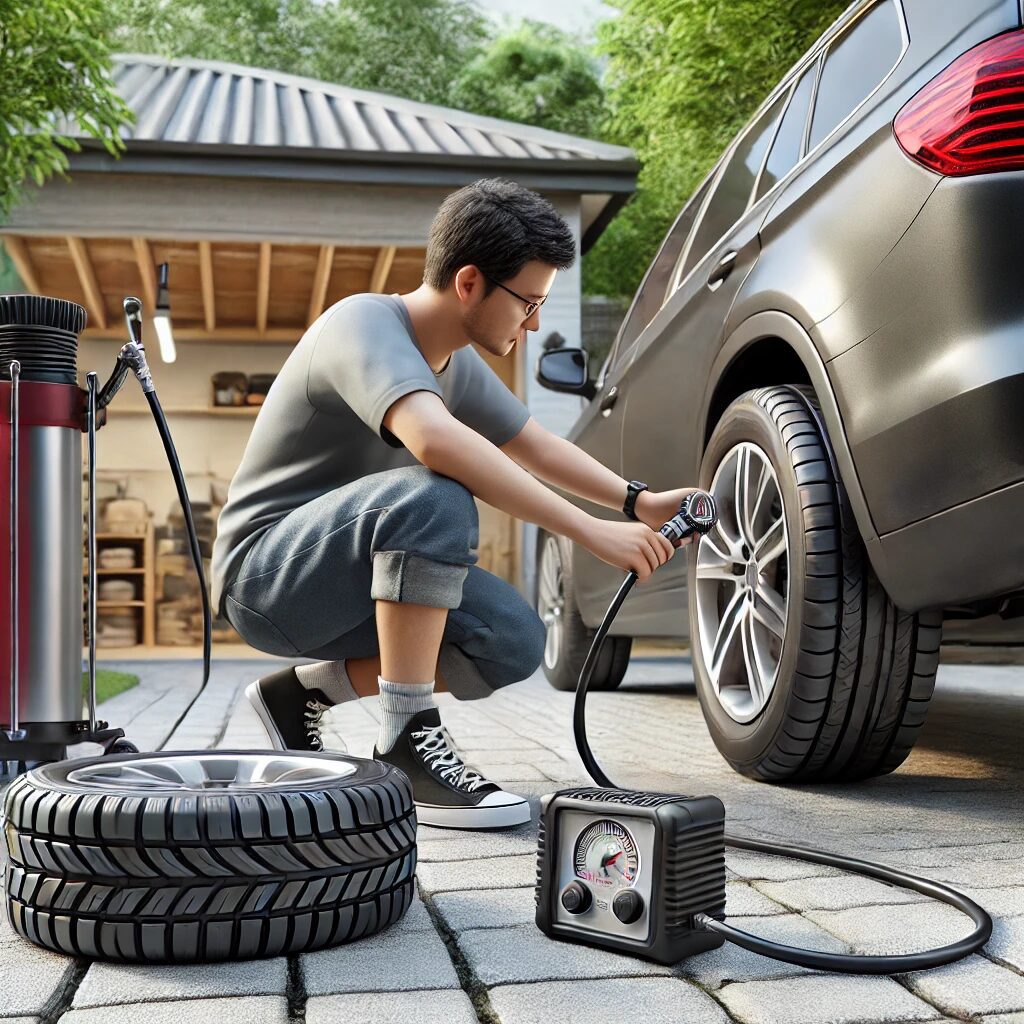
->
xmin=868 ymin=475 xmax=1024 ymax=611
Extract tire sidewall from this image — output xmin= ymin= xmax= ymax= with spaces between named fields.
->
xmin=20 ymin=749 xmax=394 ymax=799
xmin=687 ymin=391 xmax=811 ymax=771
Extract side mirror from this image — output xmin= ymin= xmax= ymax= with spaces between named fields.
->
xmin=535 ymin=348 xmax=597 ymax=401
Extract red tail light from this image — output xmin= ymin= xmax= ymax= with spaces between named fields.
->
xmin=894 ymin=28 xmax=1024 ymax=176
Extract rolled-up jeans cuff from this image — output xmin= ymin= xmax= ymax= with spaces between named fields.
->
xmin=371 ymin=550 xmax=468 ymax=608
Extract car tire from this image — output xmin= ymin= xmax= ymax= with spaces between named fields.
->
xmin=535 ymin=530 xmax=632 ymax=693
xmin=688 ymin=385 xmax=942 ymax=782
xmin=3 ymin=750 xmax=417 ymax=962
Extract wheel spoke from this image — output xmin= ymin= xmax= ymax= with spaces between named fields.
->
xmin=754 ymin=516 xmax=786 ymax=565
xmin=697 ymin=533 xmax=741 ymax=582
xmin=749 ymin=456 xmax=771 ymax=537
xmin=710 ymin=586 xmax=745 ymax=684
xmin=734 ymin=447 xmax=754 ymax=547
xmin=753 ymin=582 xmax=787 ymax=640
xmin=740 ymin=605 xmax=765 ymax=707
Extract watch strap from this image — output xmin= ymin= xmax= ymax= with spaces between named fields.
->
xmin=622 ymin=480 xmax=648 ymax=521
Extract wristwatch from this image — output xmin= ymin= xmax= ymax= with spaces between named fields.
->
xmin=622 ymin=480 xmax=649 ymax=521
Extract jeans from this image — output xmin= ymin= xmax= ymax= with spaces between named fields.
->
xmin=222 ymin=465 xmax=546 ymax=699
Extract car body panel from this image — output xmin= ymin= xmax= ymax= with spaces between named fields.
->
xmin=557 ymin=0 xmax=1024 ymax=635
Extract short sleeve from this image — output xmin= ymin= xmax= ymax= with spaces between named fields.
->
xmin=306 ymin=296 xmax=443 ymax=445
xmin=452 ymin=345 xmax=531 ymax=447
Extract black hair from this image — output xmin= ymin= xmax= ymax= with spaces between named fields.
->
xmin=423 ymin=178 xmax=576 ymax=291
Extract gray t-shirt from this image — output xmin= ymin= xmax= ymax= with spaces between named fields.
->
xmin=211 ymin=292 xmax=530 ymax=617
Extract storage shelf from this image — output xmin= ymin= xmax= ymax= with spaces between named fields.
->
xmin=95 ymin=600 xmax=145 ymax=608
xmin=84 ymin=568 xmax=146 ymax=575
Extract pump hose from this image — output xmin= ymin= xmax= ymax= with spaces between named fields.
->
xmin=574 ymin=568 xmax=993 ymax=974
xmin=142 ymin=387 xmax=212 ymax=733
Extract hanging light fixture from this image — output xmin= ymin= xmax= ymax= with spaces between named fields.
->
xmin=152 ymin=262 xmax=176 ymax=363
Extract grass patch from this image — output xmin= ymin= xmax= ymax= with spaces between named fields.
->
xmin=82 ymin=669 xmax=139 ymax=705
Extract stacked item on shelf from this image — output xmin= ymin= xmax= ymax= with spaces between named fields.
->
xmin=246 ymin=373 xmax=276 ymax=406
xmin=212 ymin=371 xmax=248 ymax=407
xmin=98 ymin=546 xmax=136 ymax=569
xmin=102 ymin=497 xmax=149 ymax=535
xmin=96 ymin=614 xmax=137 ymax=647
xmin=155 ymin=497 xmax=214 ymax=646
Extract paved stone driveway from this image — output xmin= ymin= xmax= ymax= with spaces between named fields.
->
xmin=2 ymin=653 xmax=1023 ymax=1023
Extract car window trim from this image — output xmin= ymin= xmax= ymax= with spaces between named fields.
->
xmin=749 ymin=80 xmax=796 ymax=210
xmin=666 ymin=0 xmax=908 ymax=303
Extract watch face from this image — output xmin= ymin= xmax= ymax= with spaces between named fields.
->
xmin=573 ymin=819 xmax=639 ymax=891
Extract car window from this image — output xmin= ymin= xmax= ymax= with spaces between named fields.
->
xmin=606 ymin=171 xmax=717 ymax=373
xmin=676 ymin=89 xmax=787 ymax=285
xmin=754 ymin=59 xmax=818 ymax=204
xmin=808 ymin=0 xmax=902 ymax=151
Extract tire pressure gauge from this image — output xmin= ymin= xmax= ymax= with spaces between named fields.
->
xmin=536 ymin=787 xmax=728 ymax=964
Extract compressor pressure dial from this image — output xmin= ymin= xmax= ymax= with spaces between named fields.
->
xmin=573 ymin=819 xmax=639 ymax=890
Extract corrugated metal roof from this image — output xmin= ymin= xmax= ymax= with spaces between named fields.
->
xmin=72 ymin=54 xmax=635 ymax=166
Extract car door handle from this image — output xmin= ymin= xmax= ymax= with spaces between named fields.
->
xmin=599 ymin=386 xmax=618 ymax=413
xmin=707 ymin=250 xmax=737 ymax=286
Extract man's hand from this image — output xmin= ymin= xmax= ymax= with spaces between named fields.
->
xmin=634 ymin=487 xmax=702 ymax=547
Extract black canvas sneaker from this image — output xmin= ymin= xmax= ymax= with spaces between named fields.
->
xmin=246 ymin=667 xmax=345 ymax=753
xmin=374 ymin=707 xmax=530 ymax=830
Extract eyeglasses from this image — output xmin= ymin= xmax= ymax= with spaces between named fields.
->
xmin=484 ymin=275 xmax=548 ymax=320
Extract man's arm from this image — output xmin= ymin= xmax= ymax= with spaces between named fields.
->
xmin=383 ymin=392 xmax=595 ymax=543
xmin=499 ymin=416 xmax=632 ymax=513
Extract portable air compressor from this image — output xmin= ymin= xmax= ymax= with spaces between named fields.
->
xmin=535 ymin=482 xmax=994 ymax=974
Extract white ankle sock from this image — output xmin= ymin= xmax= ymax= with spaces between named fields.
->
xmin=376 ymin=677 xmax=435 ymax=754
xmin=294 ymin=661 xmax=358 ymax=705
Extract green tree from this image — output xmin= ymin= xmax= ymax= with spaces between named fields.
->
xmin=448 ymin=21 xmax=605 ymax=138
xmin=584 ymin=0 xmax=851 ymax=299
xmin=106 ymin=0 xmax=490 ymax=106
xmin=0 ymin=0 xmax=132 ymax=218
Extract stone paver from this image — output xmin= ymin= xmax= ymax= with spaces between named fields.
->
xmin=716 ymin=974 xmax=942 ymax=1024
xmin=488 ymin=977 xmax=732 ymax=1023
xmin=432 ymin=886 xmax=537 ymax=933
xmin=458 ymin=923 xmax=672 ymax=985
xmin=61 ymin=996 xmax=290 ymax=1023
xmin=1 ymin=652 xmax=1022 ymax=1024
xmin=71 ymin=958 xmax=289 ymax=1008
xmin=676 ymin=913 xmax=852 ymax=989
xmin=416 ymin=853 xmax=536 ymax=894
xmin=305 ymin=990 xmax=478 ymax=1023
xmin=301 ymin=925 xmax=459 ymax=995
xmin=905 ymin=954 xmax=1024 ymax=1018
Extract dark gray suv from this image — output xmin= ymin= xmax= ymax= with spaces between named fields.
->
xmin=535 ymin=0 xmax=1024 ymax=783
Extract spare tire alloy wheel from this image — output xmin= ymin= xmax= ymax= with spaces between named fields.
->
xmin=688 ymin=386 xmax=942 ymax=782
xmin=3 ymin=750 xmax=417 ymax=962
xmin=536 ymin=530 xmax=632 ymax=692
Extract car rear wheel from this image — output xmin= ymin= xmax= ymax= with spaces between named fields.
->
xmin=688 ymin=385 xmax=942 ymax=782
xmin=536 ymin=530 xmax=632 ymax=693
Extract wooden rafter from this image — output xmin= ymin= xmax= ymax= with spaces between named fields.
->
xmin=131 ymin=238 xmax=158 ymax=311
xmin=369 ymin=245 xmax=396 ymax=293
xmin=198 ymin=241 xmax=216 ymax=332
xmin=66 ymin=236 xmax=107 ymax=330
xmin=82 ymin=325 xmax=301 ymax=343
xmin=256 ymin=241 xmax=271 ymax=336
xmin=307 ymin=244 xmax=334 ymax=325
xmin=2 ymin=236 xmax=41 ymax=294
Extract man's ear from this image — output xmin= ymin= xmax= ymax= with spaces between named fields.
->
xmin=453 ymin=265 xmax=484 ymax=306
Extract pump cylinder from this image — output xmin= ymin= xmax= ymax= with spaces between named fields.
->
xmin=1 ymin=295 xmax=89 ymax=726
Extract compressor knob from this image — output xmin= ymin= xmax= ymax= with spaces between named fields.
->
xmin=560 ymin=881 xmax=592 ymax=914
xmin=612 ymin=889 xmax=644 ymax=924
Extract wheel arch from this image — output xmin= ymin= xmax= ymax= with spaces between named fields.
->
xmin=701 ymin=311 xmax=878 ymax=548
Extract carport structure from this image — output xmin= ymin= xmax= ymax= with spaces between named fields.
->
xmin=1 ymin=53 xmax=637 ymax=602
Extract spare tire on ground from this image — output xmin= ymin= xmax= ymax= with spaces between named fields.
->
xmin=2 ymin=750 xmax=417 ymax=962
